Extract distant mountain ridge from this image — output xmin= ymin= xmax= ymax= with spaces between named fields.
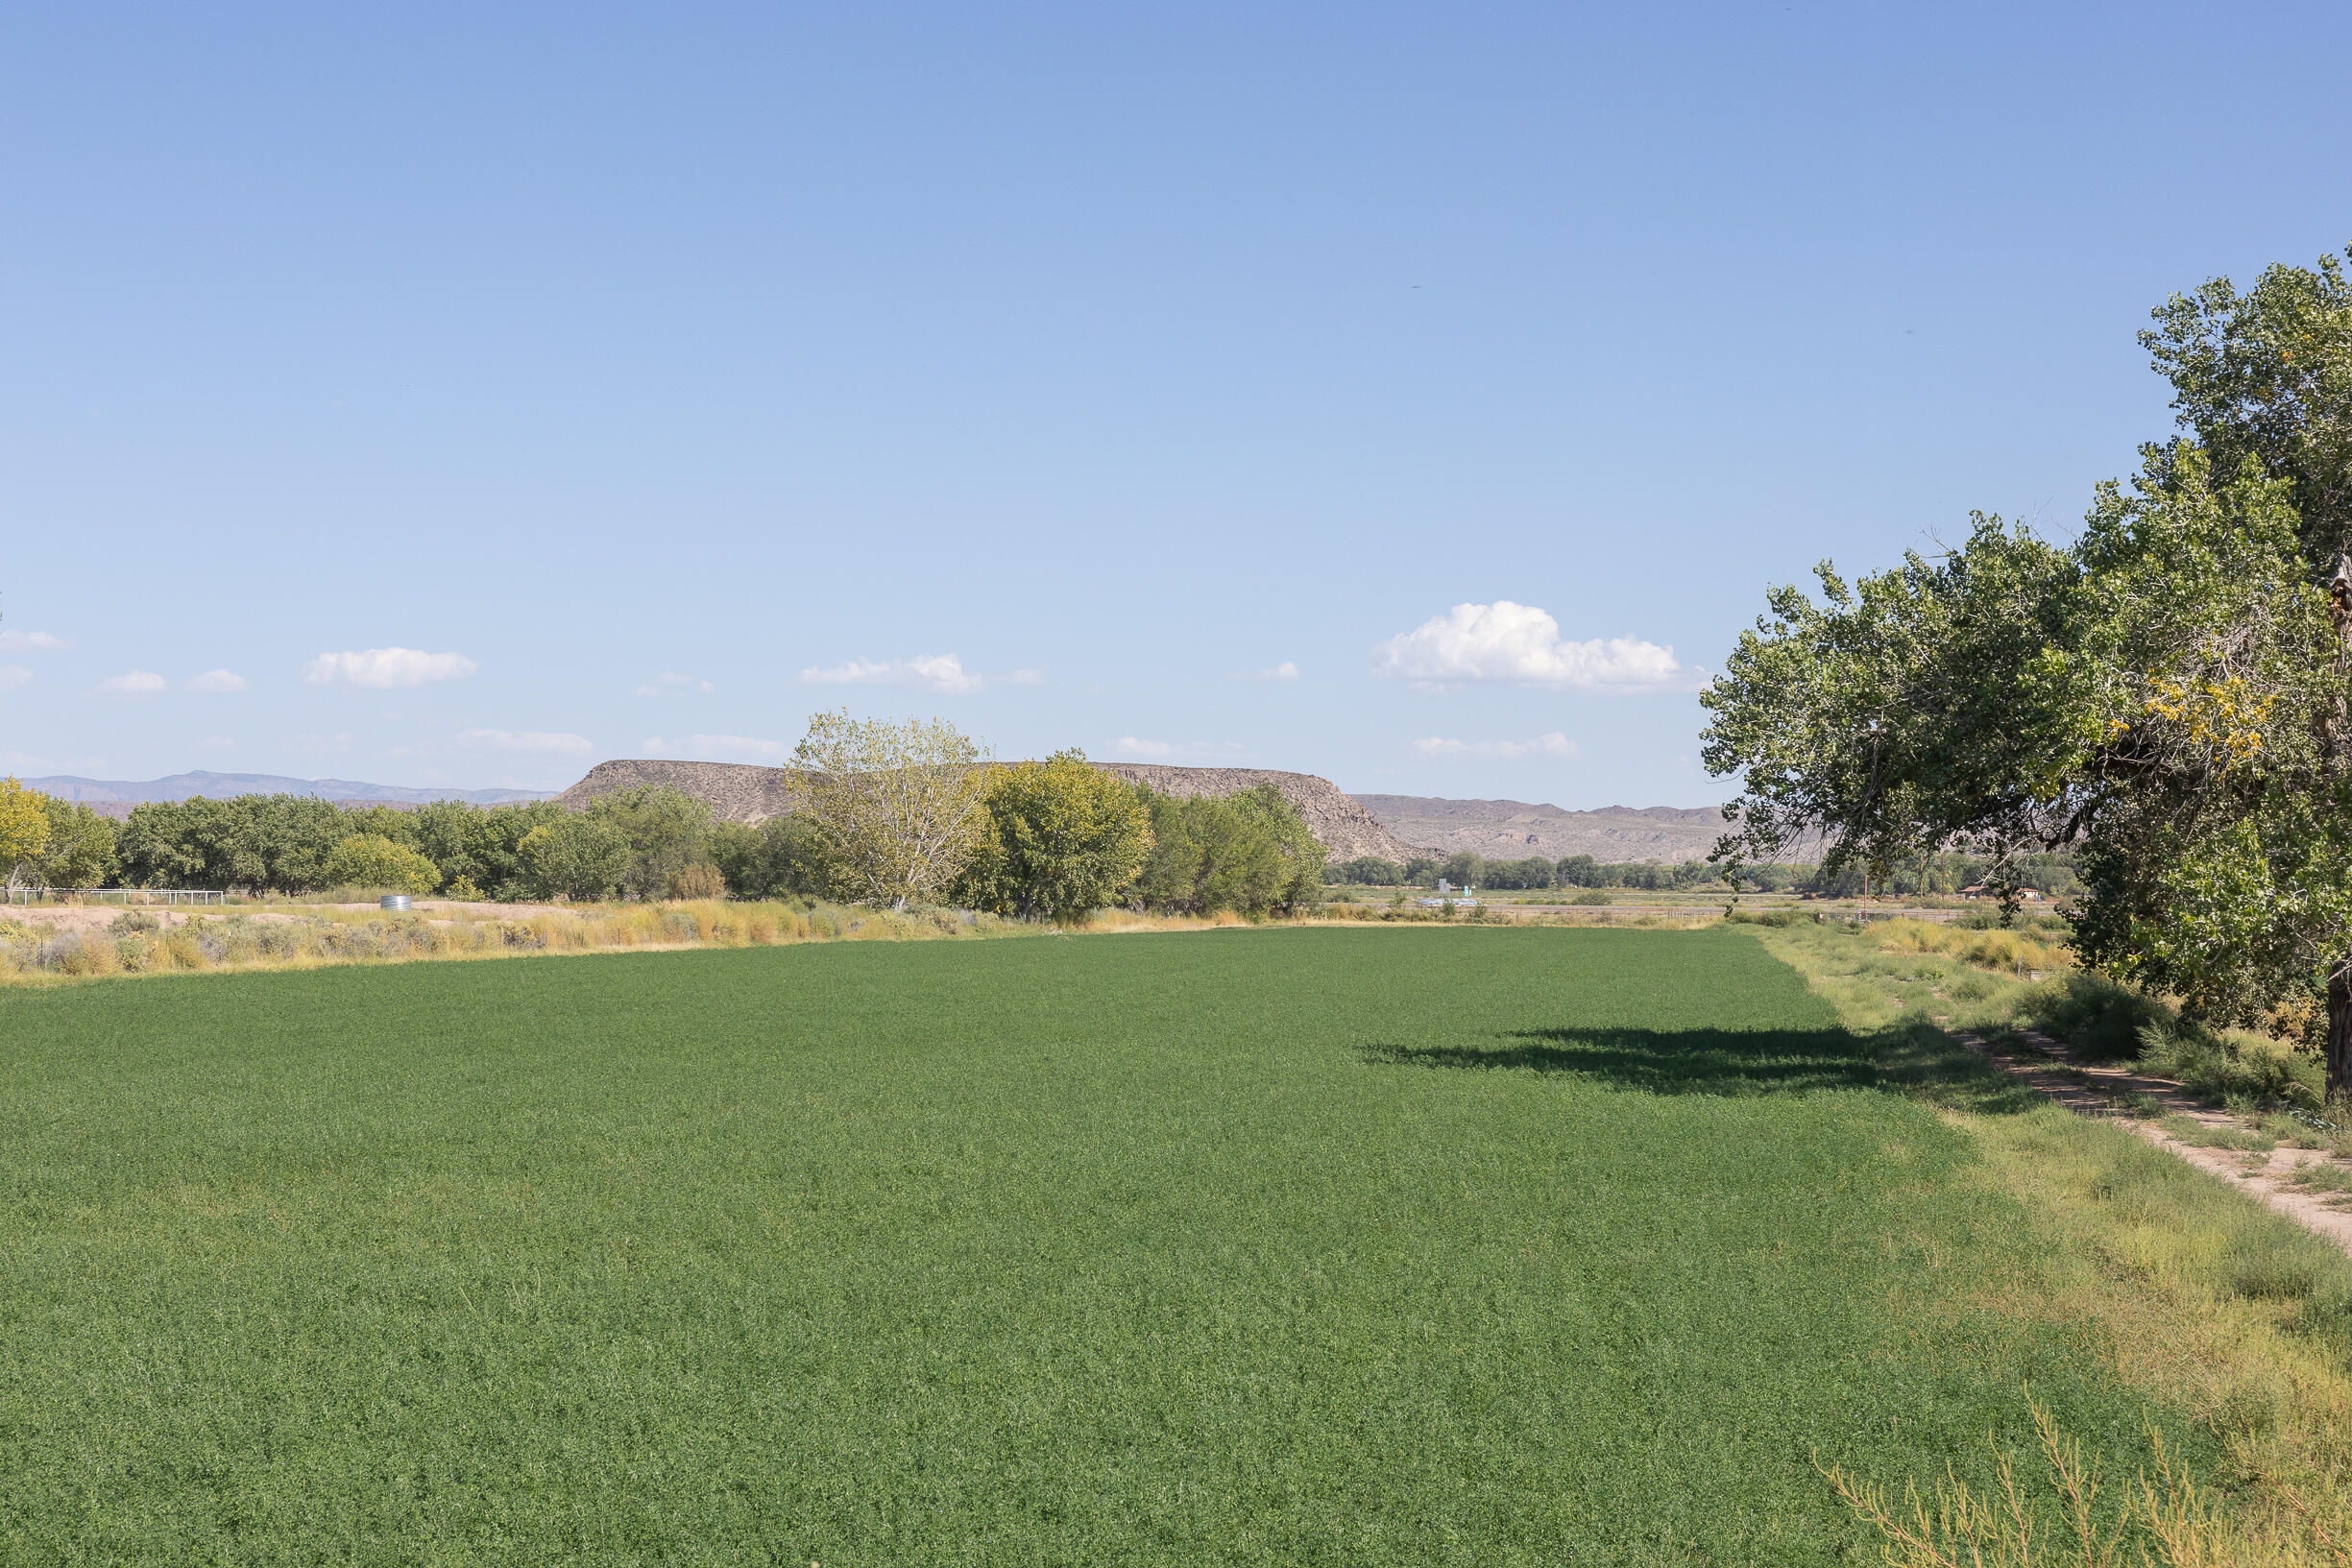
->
xmin=1349 ymin=794 xmax=1823 ymax=865
xmin=23 ymin=771 xmax=553 ymax=808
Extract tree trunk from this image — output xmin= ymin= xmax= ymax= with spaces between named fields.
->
xmin=2329 ymin=956 xmax=2352 ymax=1103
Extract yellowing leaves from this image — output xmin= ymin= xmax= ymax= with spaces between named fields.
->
xmin=2138 ymin=675 xmax=2274 ymax=766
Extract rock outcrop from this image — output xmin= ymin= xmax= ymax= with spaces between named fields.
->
xmin=556 ymin=760 xmax=802 ymax=824
xmin=554 ymin=758 xmax=1432 ymax=862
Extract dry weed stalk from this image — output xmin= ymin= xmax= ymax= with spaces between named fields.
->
xmin=1821 ymin=1394 xmax=2335 ymax=1567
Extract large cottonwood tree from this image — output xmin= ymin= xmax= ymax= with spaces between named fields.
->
xmin=1705 ymin=248 xmax=2352 ymax=1095
xmin=791 ymin=710 xmax=992 ymax=910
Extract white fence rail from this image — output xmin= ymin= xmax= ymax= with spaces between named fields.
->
xmin=4 ymin=886 xmax=227 ymax=907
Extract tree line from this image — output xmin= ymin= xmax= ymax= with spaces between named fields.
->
xmin=0 ymin=713 xmax=1325 ymax=926
xmin=1323 ymin=853 xmax=1729 ymax=890
xmin=1321 ymin=850 xmax=2074 ymax=896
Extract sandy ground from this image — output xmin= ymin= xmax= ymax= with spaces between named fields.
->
xmin=1960 ymin=1025 xmax=2352 ymax=1257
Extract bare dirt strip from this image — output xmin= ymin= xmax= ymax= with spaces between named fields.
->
xmin=1957 ymin=1026 xmax=2352 ymax=1257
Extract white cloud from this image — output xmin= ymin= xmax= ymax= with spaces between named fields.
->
xmin=799 ymin=653 xmax=985 ymax=694
xmin=1112 ymin=736 xmax=1247 ymax=760
xmin=0 ymin=665 xmax=30 ymax=691
xmin=200 ymin=736 xmax=237 ymax=751
xmin=96 ymin=669 xmax=167 ymax=699
xmin=185 ymin=668 xmax=248 ymax=692
xmin=1373 ymin=601 xmax=1686 ymax=691
xmin=1236 ymin=661 xmax=1300 ymax=682
xmin=634 ymin=671 xmax=715 ymax=697
xmin=302 ymin=647 xmax=477 ymax=689
xmin=0 ymin=630 xmax=65 ymax=651
xmin=1001 ymin=668 xmax=1046 ymax=686
xmin=456 ymin=729 xmax=596 ymax=756
xmin=1410 ymin=731 xmax=1578 ymax=761
xmin=643 ymin=733 xmax=793 ymax=763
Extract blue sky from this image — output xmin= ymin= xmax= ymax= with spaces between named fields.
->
xmin=5 ymin=3 xmax=2349 ymax=806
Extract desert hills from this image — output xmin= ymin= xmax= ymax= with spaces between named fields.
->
xmin=33 ymin=764 xmax=1822 ymax=866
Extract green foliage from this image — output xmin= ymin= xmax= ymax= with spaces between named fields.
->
xmin=579 ymin=785 xmax=719 ymax=901
xmin=107 ymin=795 xmax=602 ymax=900
xmin=954 ymin=750 xmax=1152 ymax=923
xmin=2016 ymin=969 xmax=2177 ymax=1060
xmin=1326 ymin=856 xmax=1405 ymax=885
xmin=115 ymin=794 xmax=350 ymax=892
xmin=0 ymin=778 xmax=52 ymax=880
xmin=400 ymin=799 xmax=567 ymax=900
xmin=1553 ymin=854 xmax=1603 ymax=888
xmin=2132 ymin=1020 xmax=2322 ymax=1109
xmin=0 ymin=929 xmax=2226 ymax=1558
xmin=27 ymin=795 xmax=115 ymax=888
xmin=1705 ymin=252 xmax=2352 ymax=1086
xmin=1702 ymin=512 xmax=2082 ymax=893
xmin=517 ymin=813 xmax=630 ymax=901
xmin=1130 ymin=784 xmax=1322 ymax=917
xmin=2143 ymin=246 xmax=2352 ymax=562
xmin=712 ymin=815 xmax=825 ymax=900
xmin=321 ymin=833 xmax=442 ymax=895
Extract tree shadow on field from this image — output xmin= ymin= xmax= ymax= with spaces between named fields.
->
xmin=1362 ymin=1027 xmax=1878 ymax=1098
xmin=1363 ymin=1022 xmax=2040 ymax=1110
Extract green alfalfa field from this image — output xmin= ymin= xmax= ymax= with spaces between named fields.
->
xmin=0 ymin=925 xmax=2286 ymax=1563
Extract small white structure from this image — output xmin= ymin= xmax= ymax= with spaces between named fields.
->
xmin=1418 ymin=878 xmax=1478 ymax=909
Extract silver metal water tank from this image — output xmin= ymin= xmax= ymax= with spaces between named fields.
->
xmin=380 ymin=894 xmax=412 ymax=912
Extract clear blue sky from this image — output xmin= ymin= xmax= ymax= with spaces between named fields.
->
xmin=5 ymin=2 xmax=2349 ymax=805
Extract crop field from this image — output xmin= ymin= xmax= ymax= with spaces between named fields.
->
xmin=0 ymin=928 xmax=2224 ymax=1563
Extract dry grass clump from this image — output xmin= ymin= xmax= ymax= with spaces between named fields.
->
xmin=1879 ymin=915 xmax=2074 ymax=977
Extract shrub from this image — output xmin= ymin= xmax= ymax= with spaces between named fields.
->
xmin=955 ymin=751 xmax=1152 ymax=925
xmin=1129 ymin=785 xmax=1322 ymax=918
xmin=322 ymin=833 xmax=443 ymax=895
xmin=30 ymin=797 xmax=116 ymax=888
xmin=713 ymin=815 xmax=826 ymax=900
xmin=517 ymin=816 xmax=630 ymax=902
xmin=2026 ymin=971 xmax=2174 ymax=1059
xmin=582 ymin=786 xmax=719 ymax=901
xmin=2134 ymin=1021 xmax=2322 ymax=1108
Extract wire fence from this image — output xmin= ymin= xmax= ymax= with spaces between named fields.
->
xmin=3 ymin=887 xmax=228 ymax=907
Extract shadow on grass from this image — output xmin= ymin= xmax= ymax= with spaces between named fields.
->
xmin=1363 ymin=1021 xmax=2040 ymax=1112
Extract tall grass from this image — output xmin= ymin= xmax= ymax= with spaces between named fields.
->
xmin=0 ymin=896 xmax=1715 ymax=989
xmin=0 ymin=898 xmax=1018 ymax=985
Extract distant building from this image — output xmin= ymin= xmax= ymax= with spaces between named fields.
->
xmin=1418 ymin=878 xmax=1479 ymax=909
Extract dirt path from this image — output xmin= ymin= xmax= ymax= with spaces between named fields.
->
xmin=1958 ymin=1026 xmax=2352 ymax=1257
